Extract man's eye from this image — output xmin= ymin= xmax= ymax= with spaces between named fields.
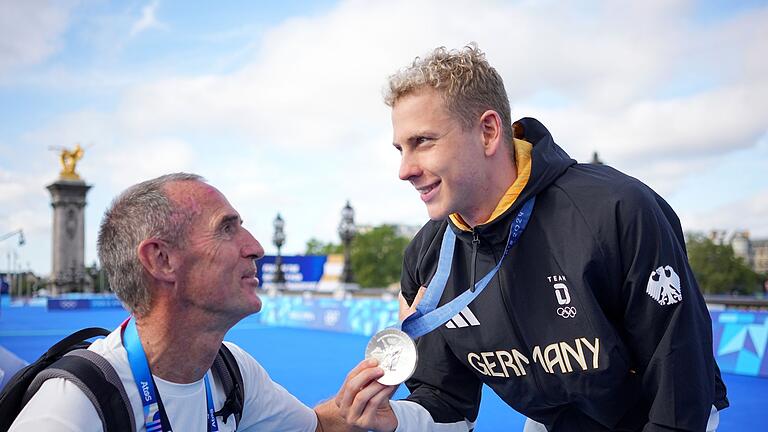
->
xmin=223 ymin=224 xmax=234 ymax=234
xmin=415 ymin=136 xmax=433 ymax=146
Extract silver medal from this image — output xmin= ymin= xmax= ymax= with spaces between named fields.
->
xmin=365 ymin=328 xmax=418 ymax=386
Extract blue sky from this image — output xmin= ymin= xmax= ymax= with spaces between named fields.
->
xmin=1 ymin=0 xmax=767 ymax=275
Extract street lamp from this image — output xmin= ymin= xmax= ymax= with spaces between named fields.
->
xmin=1 ymin=229 xmax=25 ymax=298
xmin=338 ymin=201 xmax=356 ymax=284
xmin=272 ymin=213 xmax=286 ymax=285
xmin=0 ymin=229 xmax=24 ymax=246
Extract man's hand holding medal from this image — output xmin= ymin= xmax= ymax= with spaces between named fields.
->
xmin=333 ymin=287 xmax=426 ymax=432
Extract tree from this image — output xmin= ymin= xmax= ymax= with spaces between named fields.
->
xmin=305 ymin=227 xmax=411 ymax=288
xmin=305 ymin=238 xmax=343 ymax=255
xmin=685 ymin=232 xmax=761 ymax=295
xmin=351 ymin=225 xmax=410 ymax=288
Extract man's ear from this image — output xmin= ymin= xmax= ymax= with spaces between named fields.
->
xmin=479 ymin=110 xmax=504 ymax=157
xmin=137 ymin=238 xmax=176 ymax=283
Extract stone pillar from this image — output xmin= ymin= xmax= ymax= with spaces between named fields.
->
xmin=47 ymin=180 xmax=92 ymax=294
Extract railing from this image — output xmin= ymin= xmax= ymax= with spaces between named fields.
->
xmin=704 ymin=294 xmax=768 ymax=311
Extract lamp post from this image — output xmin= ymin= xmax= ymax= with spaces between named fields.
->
xmin=272 ymin=213 xmax=286 ymax=286
xmin=0 ymin=229 xmax=24 ymax=246
xmin=338 ymin=201 xmax=356 ymax=284
xmin=1 ymin=229 xmax=25 ymax=298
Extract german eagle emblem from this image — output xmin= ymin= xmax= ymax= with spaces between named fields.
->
xmin=646 ymin=265 xmax=682 ymax=305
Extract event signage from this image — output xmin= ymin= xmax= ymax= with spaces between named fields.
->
xmin=257 ymin=255 xmax=344 ymax=291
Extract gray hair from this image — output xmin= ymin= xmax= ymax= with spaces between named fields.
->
xmin=384 ymin=43 xmax=513 ymax=145
xmin=97 ymin=173 xmax=204 ymax=316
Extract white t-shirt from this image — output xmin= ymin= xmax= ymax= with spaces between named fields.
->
xmin=10 ymin=327 xmax=317 ymax=432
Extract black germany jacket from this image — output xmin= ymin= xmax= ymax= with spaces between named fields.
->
xmin=399 ymin=118 xmax=728 ymax=431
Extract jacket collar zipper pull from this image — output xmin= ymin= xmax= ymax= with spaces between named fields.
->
xmin=470 ymin=230 xmax=480 ymax=292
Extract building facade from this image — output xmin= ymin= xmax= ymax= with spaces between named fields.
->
xmin=711 ymin=230 xmax=768 ymax=275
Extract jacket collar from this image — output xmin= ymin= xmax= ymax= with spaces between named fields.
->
xmin=449 ymin=138 xmax=533 ymax=231
xmin=447 ymin=117 xmax=577 ymax=247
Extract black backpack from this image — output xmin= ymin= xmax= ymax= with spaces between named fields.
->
xmin=0 ymin=327 xmax=245 ymax=432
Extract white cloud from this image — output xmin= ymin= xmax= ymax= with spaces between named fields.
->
xmin=0 ymin=167 xmax=59 ymax=275
xmin=681 ymin=189 xmax=768 ymax=237
xmin=0 ymin=0 xmax=72 ymax=77
xmin=112 ymin=0 xmax=767 ymax=160
xmin=129 ymin=0 xmax=165 ymax=37
xmin=523 ymin=81 xmax=768 ymax=169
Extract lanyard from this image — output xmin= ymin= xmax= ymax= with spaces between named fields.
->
xmin=400 ymin=197 xmax=535 ymax=338
xmin=123 ymin=319 xmax=219 ymax=432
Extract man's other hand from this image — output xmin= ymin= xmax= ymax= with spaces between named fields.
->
xmin=399 ymin=286 xmax=427 ymax=321
xmin=334 ymin=358 xmax=398 ymax=432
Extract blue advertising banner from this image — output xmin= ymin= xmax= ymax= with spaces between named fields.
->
xmin=47 ymin=296 xmax=124 ymax=310
xmin=256 ymin=296 xmax=399 ymax=336
xmin=711 ymin=310 xmax=768 ymax=377
xmin=257 ymin=255 xmax=343 ymax=291
xmin=47 ymin=299 xmax=92 ymax=310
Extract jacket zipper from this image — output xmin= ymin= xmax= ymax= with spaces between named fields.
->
xmin=469 ymin=230 xmax=480 ymax=292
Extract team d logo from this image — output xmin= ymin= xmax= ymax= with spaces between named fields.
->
xmin=551 ymin=279 xmax=576 ymax=318
xmin=646 ymin=265 xmax=682 ymax=305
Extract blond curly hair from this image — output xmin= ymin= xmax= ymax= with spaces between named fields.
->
xmin=384 ymin=43 xmax=513 ymax=144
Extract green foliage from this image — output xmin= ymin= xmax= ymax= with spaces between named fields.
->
xmin=351 ymin=225 xmax=410 ymax=288
xmin=305 ymin=238 xmax=343 ymax=255
xmin=685 ymin=232 xmax=761 ymax=295
xmin=86 ymin=263 xmax=110 ymax=293
xmin=304 ymin=227 xmax=410 ymax=288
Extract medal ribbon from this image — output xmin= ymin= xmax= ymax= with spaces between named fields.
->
xmin=400 ymin=197 xmax=535 ymax=338
xmin=123 ymin=319 xmax=219 ymax=432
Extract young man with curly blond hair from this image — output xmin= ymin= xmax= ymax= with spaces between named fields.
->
xmin=334 ymin=44 xmax=728 ymax=432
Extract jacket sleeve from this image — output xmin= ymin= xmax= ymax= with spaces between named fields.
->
xmin=397 ymin=236 xmax=483 ymax=430
xmin=614 ymin=181 xmax=719 ymax=431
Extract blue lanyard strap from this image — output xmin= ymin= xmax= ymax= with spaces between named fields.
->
xmin=123 ymin=319 xmax=219 ymax=432
xmin=204 ymin=374 xmax=219 ymax=432
xmin=401 ymin=197 xmax=535 ymax=338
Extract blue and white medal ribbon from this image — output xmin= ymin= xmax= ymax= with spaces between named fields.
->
xmin=123 ymin=319 xmax=219 ymax=432
xmin=365 ymin=198 xmax=535 ymax=385
xmin=401 ymin=197 xmax=535 ymax=338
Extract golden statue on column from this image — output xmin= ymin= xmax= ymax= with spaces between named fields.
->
xmin=56 ymin=144 xmax=85 ymax=180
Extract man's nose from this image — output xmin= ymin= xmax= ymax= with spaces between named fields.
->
xmin=399 ymin=152 xmax=421 ymax=181
xmin=242 ymin=229 xmax=265 ymax=260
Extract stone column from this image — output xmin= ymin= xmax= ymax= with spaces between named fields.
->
xmin=47 ymin=180 xmax=92 ymax=294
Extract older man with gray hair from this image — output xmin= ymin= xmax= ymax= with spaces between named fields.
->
xmin=10 ymin=173 xmax=354 ymax=431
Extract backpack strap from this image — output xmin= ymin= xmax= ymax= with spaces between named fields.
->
xmin=23 ymin=349 xmax=136 ymax=432
xmin=43 ymin=328 xmax=110 ymax=359
xmin=212 ymin=343 xmax=245 ymax=427
xmin=0 ymin=327 xmax=115 ymax=431
xmin=7 ymin=330 xmax=241 ymax=432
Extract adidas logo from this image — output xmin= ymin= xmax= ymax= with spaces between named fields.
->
xmin=445 ymin=307 xmax=480 ymax=328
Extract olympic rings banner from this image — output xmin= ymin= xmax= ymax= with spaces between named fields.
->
xmin=47 ymin=295 xmax=124 ymax=310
